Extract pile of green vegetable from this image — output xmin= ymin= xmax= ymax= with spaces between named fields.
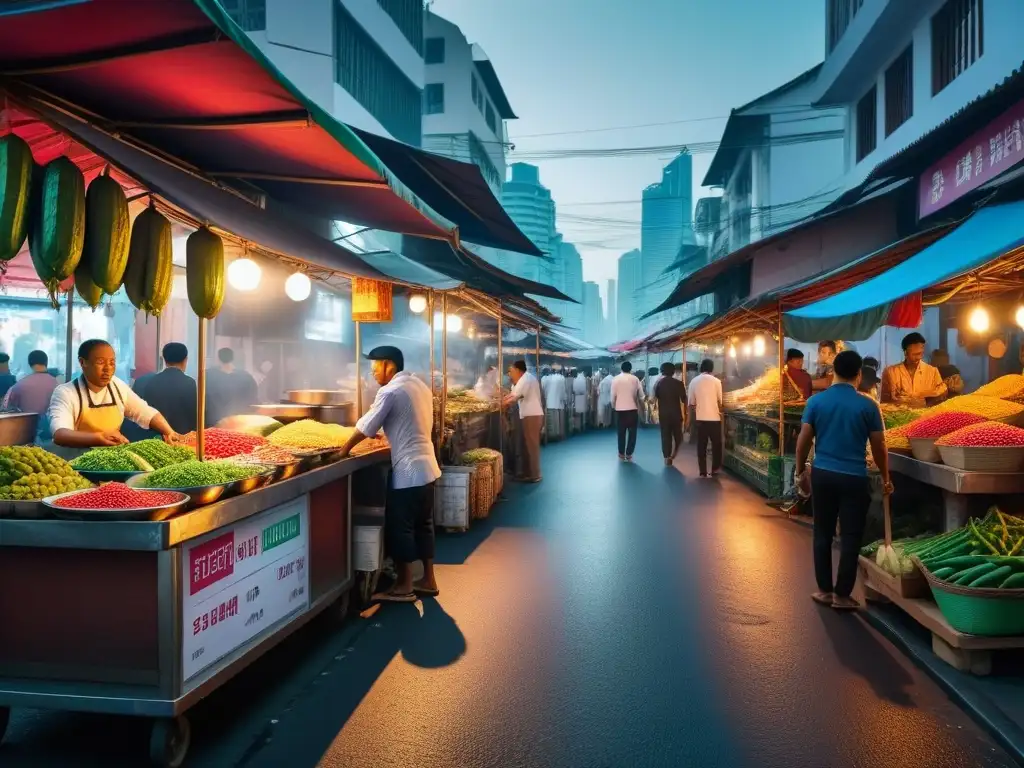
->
xmin=138 ymin=460 xmax=263 ymax=489
xmin=71 ymin=439 xmax=195 ymax=472
xmin=882 ymin=407 xmax=925 ymax=431
xmin=458 ymin=448 xmax=501 ymax=465
xmin=0 ymin=446 xmax=92 ymax=500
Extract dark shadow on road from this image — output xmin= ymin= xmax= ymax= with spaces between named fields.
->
xmin=398 ymin=598 xmax=466 ymax=668
xmin=817 ymin=608 xmax=916 ymax=707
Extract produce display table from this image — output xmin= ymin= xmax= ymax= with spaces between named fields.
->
xmin=859 ymin=556 xmax=1024 ymax=676
xmin=0 ymin=449 xmax=390 ymax=767
xmin=889 ymin=453 xmax=1024 ymax=531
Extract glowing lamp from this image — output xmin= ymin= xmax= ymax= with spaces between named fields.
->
xmin=227 ymin=258 xmax=261 ymax=291
xmin=446 ymin=314 xmax=463 ymax=333
xmin=741 ymin=342 xmax=752 ymax=357
xmin=753 ymin=335 xmax=766 ymax=356
xmin=968 ymin=305 xmax=990 ymax=333
xmin=408 ymin=293 xmax=427 ymax=314
xmin=1015 ymin=305 xmax=1024 ymax=329
xmin=284 ymin=272 xmax=311 ymax=302
xmin=728 ymin=345 xmax=737 ymax=359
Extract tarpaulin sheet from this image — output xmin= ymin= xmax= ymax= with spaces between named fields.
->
xmin=784 ymin=200 xmax=1024 ymax=341
xmin=0 ymin=0 xmax=537 ymax=254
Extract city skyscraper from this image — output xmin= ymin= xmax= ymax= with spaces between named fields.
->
xmin=497 ymin=163 xmax=556 ymax=283
xmin=560 ymin=240 xmax=584 ymax=332
xmin=605 ymin=279 xmax=617 ymax=343
xmin=640 ymin=151 xmax=694 ymax=321
xmin=617 ymin=249 xmax=641 ymax=340
xmin=581 ymin=281 xmax=603 ymax=345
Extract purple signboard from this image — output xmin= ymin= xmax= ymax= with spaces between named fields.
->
xmin=918 ymin=98 xmax=1024 ymax=218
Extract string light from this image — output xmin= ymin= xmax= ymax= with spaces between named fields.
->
xmin=753 ymin=335 xmax=765 ymax=356
xmin=227 ymin=258 xmax=261 ymax=291
xmin=728 ymin=345 xmax=737 ymax=358
xmin=968 ymin=305 xmax=989 ymax=333
xmin=447 ymin=314 xmax=463 ymax=333
xmin=284 ymin=272 xmax=311 ymax=301
xmin=408 ymin=294 xmax=427 ymax=314
xmin=741 ymin=342 xmax=752 ymax=357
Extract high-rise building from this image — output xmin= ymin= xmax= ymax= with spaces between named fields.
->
xmin=640 ymin=151 xmax=694 ymax=320
xmin=422 ymin=11 xmax=515 ymax=197
xmin=617 ymin=249 xmax=641 ymax=340
xmin=581 ymin=281 xmax=603 ymax=346
xmin=225 ymin=0 xmax=425 ymax=146
xmin=605 ymin=279 xmax=617 ymax=343
xmin=560 ymin=240 xmax=584 ymax=332
xmin=497 ymin=162 xmax=556 ymax=281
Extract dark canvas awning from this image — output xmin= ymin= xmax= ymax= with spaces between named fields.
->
xmin=0 ymin=0 xmax=537 ymax=254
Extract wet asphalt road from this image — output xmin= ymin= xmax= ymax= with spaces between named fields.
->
xmin=0 ymin=429 xmax=1015 ymax=767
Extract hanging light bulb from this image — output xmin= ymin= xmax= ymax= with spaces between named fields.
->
xmin=408 ymin=293 xmax=427 ymax=314
xmin=741 ymin=342 xmax=752 ymax=357
xmin=446 ymin=314 xmax=463 ymax=333
xmin=753 ymin=335 xmax=766 ymax=356
xmin=714 ymin=346 xmax=724 ymax=354
xmin=728 ymin=345 xmax=737 ymax=358
xmin=1015 ymin=305 xmax=1024 ymax=329
xmin=227 ymin=257 xmax=261 ymax=291
xmin=968 ymin=305 xmax=990 ymax=333
xmin=284 ymin=272 xmax=311 ymax=301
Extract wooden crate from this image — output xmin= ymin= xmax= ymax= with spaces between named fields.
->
xmin=858 ymin=555 xmax=929 ymax=599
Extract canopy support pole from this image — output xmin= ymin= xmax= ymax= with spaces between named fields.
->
xmin=777 ymin=305 xmax=785 ymax=459
xmin=535 ymin=326 xmax=541 ymax=374
xmin=441 ymin=295 xmax=449 ymax=461
xmin=64 ymin=289 xmax=73 ymax=382
xmin=196 ymin=318 xmax=207 ymax=462
xmin=429 ymin=291 xmax=437 ymax=457
xmin=497 ymin=301 xmax=504 ymax=459
xmin=154 ymin=315 xmax=162 ymax=374
xmin=354 ymin=321 xmax=363 ymax=417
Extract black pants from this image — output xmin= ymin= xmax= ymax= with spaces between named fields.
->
xmin=616 ymin=409 xmax=638 ymax=456
xmin=811 ymin=467 xmax=870 ymax=597
xmin=695 ymin=420 xmax=722 ymax=475
xmin=385 ymin=481 xmax=436 ymax=564
xmin=660 ymin=416 xmax=683 ymax=459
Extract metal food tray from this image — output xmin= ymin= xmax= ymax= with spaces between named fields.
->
xmin=125 ymin=467 xmax=274 ymax=509
xmin=74 ymin=468 xmax=151 ymax=484
xmin=42 ymin=488 xmax=191 ymax=522
xmin=0 ymin=498 xmax=47 ymax=519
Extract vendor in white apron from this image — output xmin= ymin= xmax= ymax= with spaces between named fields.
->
xmin=47 ymin=339 xmax=180 ymax=458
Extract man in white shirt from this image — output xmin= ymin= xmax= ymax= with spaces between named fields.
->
xmin=572 ymin=369 xmax=588 ymax=432
xmin=504 ymin=360 xmax=544 ymax=482
xmin=688 ymin=358 xmax=724 ymax=477
xmin=611 ymin=361 xmax=644 ymax=461
xmin=541 ymin=367 xmax=565 ymax=442
xmin=598 ymin=369 xmax=614 ymax=427
xmin=339 ymin=346 xmax=442 ymax=603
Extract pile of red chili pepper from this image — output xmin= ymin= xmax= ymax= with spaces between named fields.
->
xmin=181 ymin=428 xmax=268 ymax=459
xmin=53 ymin=483 xmax=184 ymax=509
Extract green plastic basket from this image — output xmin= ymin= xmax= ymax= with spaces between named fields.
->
xmin=915 ymin=556 xmax=1024 ymax=636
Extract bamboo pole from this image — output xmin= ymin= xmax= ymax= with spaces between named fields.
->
xmin=354 ymin=321 xmax=363 ymax=417
xmin=64 ymin=289 xmax=73 ymax=381
xmin=496 ymin=301 xmax=503 ymax=458
xmin=429 ymin=291 xmax=437 ymax=456
xmin=535 ymin=325 xmax=541 ymax=374
xmin=196 ymin=317 xmax=207 ymax=461
xmin=441 ymin=294 xmax=449 ymax=457
xmin=154 ymin=315 xmax=162 ymax=373
xmin=777 ymin=304 xmax=785 ymax=458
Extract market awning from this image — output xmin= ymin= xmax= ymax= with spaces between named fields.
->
xmin=784 ymin=200 xmax=1024 ymax=341
xmin=0 ymin=0 xmax=538 ymax=254
xmin=19 ymin=97 xmax=387 ymax=280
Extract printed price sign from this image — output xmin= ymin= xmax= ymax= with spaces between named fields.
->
xmin=181 ymin=495 xmax=310 ymax=682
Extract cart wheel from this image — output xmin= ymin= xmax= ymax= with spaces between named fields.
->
xmin=149 ymin=716 xmax=190 ymax=768
xmin=0 ymin=705 xmax=10 ymax=743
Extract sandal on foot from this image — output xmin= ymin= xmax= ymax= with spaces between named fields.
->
xmin=811 ymin=591 xmax=834 ymax=606
xmin=373 ymin=589 xmax=418 ymax=603
xmin=413 ymin=583 xmax=440 ymax=597
xmin=831 ymin=597 xmax=861 ymax=611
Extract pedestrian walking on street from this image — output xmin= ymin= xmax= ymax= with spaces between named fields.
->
xmin=654 ymin=361 xmax=688 ymax=466
xmin=504 ymin=360 xmax=544 ymax=483
xmin=688 ymin=358 xmax=723 ymax=477
xmin=795 ymin=350 xmax=893 ymax=611
xmin=339 ymin=346 xmax=442 ymax=603
xmin=598 ymin=368 xmax=613 ymax=427
xmin=611 ymin=361 xmax=644 ymax=461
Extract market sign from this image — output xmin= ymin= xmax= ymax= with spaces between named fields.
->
xmin=351 ymin=278 xmax=393 ymax=322
xmin=181 ymin=495 xmax=310 ymax=684
xmin=919 ymin=98 xmax=1024 ymax=218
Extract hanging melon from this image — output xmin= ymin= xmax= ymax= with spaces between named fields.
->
xmin=185 ymin=226 xmax=225 ymax=318
xmin=124 ymin=204 xmax=173 ymax=316
xmin=74 ymin=259 xmax=103 ymax=309
xmin=28 ymin=156 xmax=85 ymax=304
xmin=0 ymin=133 xmax=34 ymax=265
xmin=82 ymin=170 xmax=130 ymax=293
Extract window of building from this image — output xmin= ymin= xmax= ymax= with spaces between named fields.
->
xmin=335 ymin=4 xmax=422 ymax=145
xmin=424 ymin=37 xmax=445 ymax=64
xmin=222 ymin=0 xmax=266 ymax=31
xmin=884 ymin=46 xmax=913 ymax=136
xmin=424 ymin=83 xmax=444 ymax=115
xmin=376 ymin=0 xmax=424 ymax=55
xmin=471 ymin=75 xmax=480 ymax=109
xmin=932 ymin=0 xmax=983 ymax=95
xmin=485 ymin=103 xmax=496 ymax=133
xmin=827 ymin=0 xmax=865 ymax=53
xmin=856 ymin=85 xmax=878 ymax=162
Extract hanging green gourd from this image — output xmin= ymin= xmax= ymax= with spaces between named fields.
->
xmin=28 ymin=155 xmax=85 ymax=306
xmin=123 ymin=202 xmax=173 ymax=316
xmin=185 ymin=225 xmax=225 ymax=318
xmin=73 ymin=259 xmax=103 ymax=309
xmin=0 ymin=133 xmax=34 ymax=266
xmin=82 ymin=168 xmax=130 ymax=293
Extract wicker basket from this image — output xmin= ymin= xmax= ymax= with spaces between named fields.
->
xmin=916 ymin=557 xmax=1024 ymax=636
xmin=468 ymin=467 xmax=481 ymax=520
xmin=909 ymin=437 xmax=941 ymax=463
xmin=473 ymin=461 xmax=494 ymax=519
xmin=936 ymin=445 xmax=1024 ymax=472
xmin=493 ymin=453 xmax=504 ymax=496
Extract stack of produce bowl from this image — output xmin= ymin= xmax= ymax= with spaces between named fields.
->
xmin=934 ymin=421 xmax=1024 ymax=471
xmin=268 ymin=419 xmax=355 ymax=458
xmin=904 ymin=411 xmax=988 ymax=462
xmin=181 ymin=428 xmax=269 ymax=459
xmin=44 ymin=482 xmax=190 ymax=521
xmin=127 ymin=460 xmax=271 ymax=508
xmin=70 ymin=439 xmax=195 ymax=482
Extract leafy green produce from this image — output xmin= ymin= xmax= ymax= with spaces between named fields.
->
xmin=0 ymin=446 xmax=91 ymax=500
xmin=970 ymin=565 xmax=1014 ymax=588
xmin=71 ymin=447 xmax=152 ymax=472
xmin=125 ymin=439 xmax=194 ymax=469
xmin=139 ymin=460 xmax=262 ymax=488
xmin=1001 ymin=572 xmax=1024 ymax=588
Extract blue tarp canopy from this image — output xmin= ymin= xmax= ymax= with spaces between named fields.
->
xmin=784 ymin=200 xmax=1024 ymax=342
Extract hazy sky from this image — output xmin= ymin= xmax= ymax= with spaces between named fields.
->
xmin=429 ymin=0 xmax=825 ymax=300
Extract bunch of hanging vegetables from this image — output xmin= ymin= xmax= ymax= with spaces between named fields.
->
xmin=862 ymin=508 xmax=1024 ymax=588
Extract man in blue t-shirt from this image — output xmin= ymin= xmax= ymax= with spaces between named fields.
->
xmin=796 ymin=350 xmax=892 ymax=611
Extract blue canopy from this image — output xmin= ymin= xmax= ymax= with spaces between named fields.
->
xmin=784 ymin=200 xmax=1024 ymax=341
